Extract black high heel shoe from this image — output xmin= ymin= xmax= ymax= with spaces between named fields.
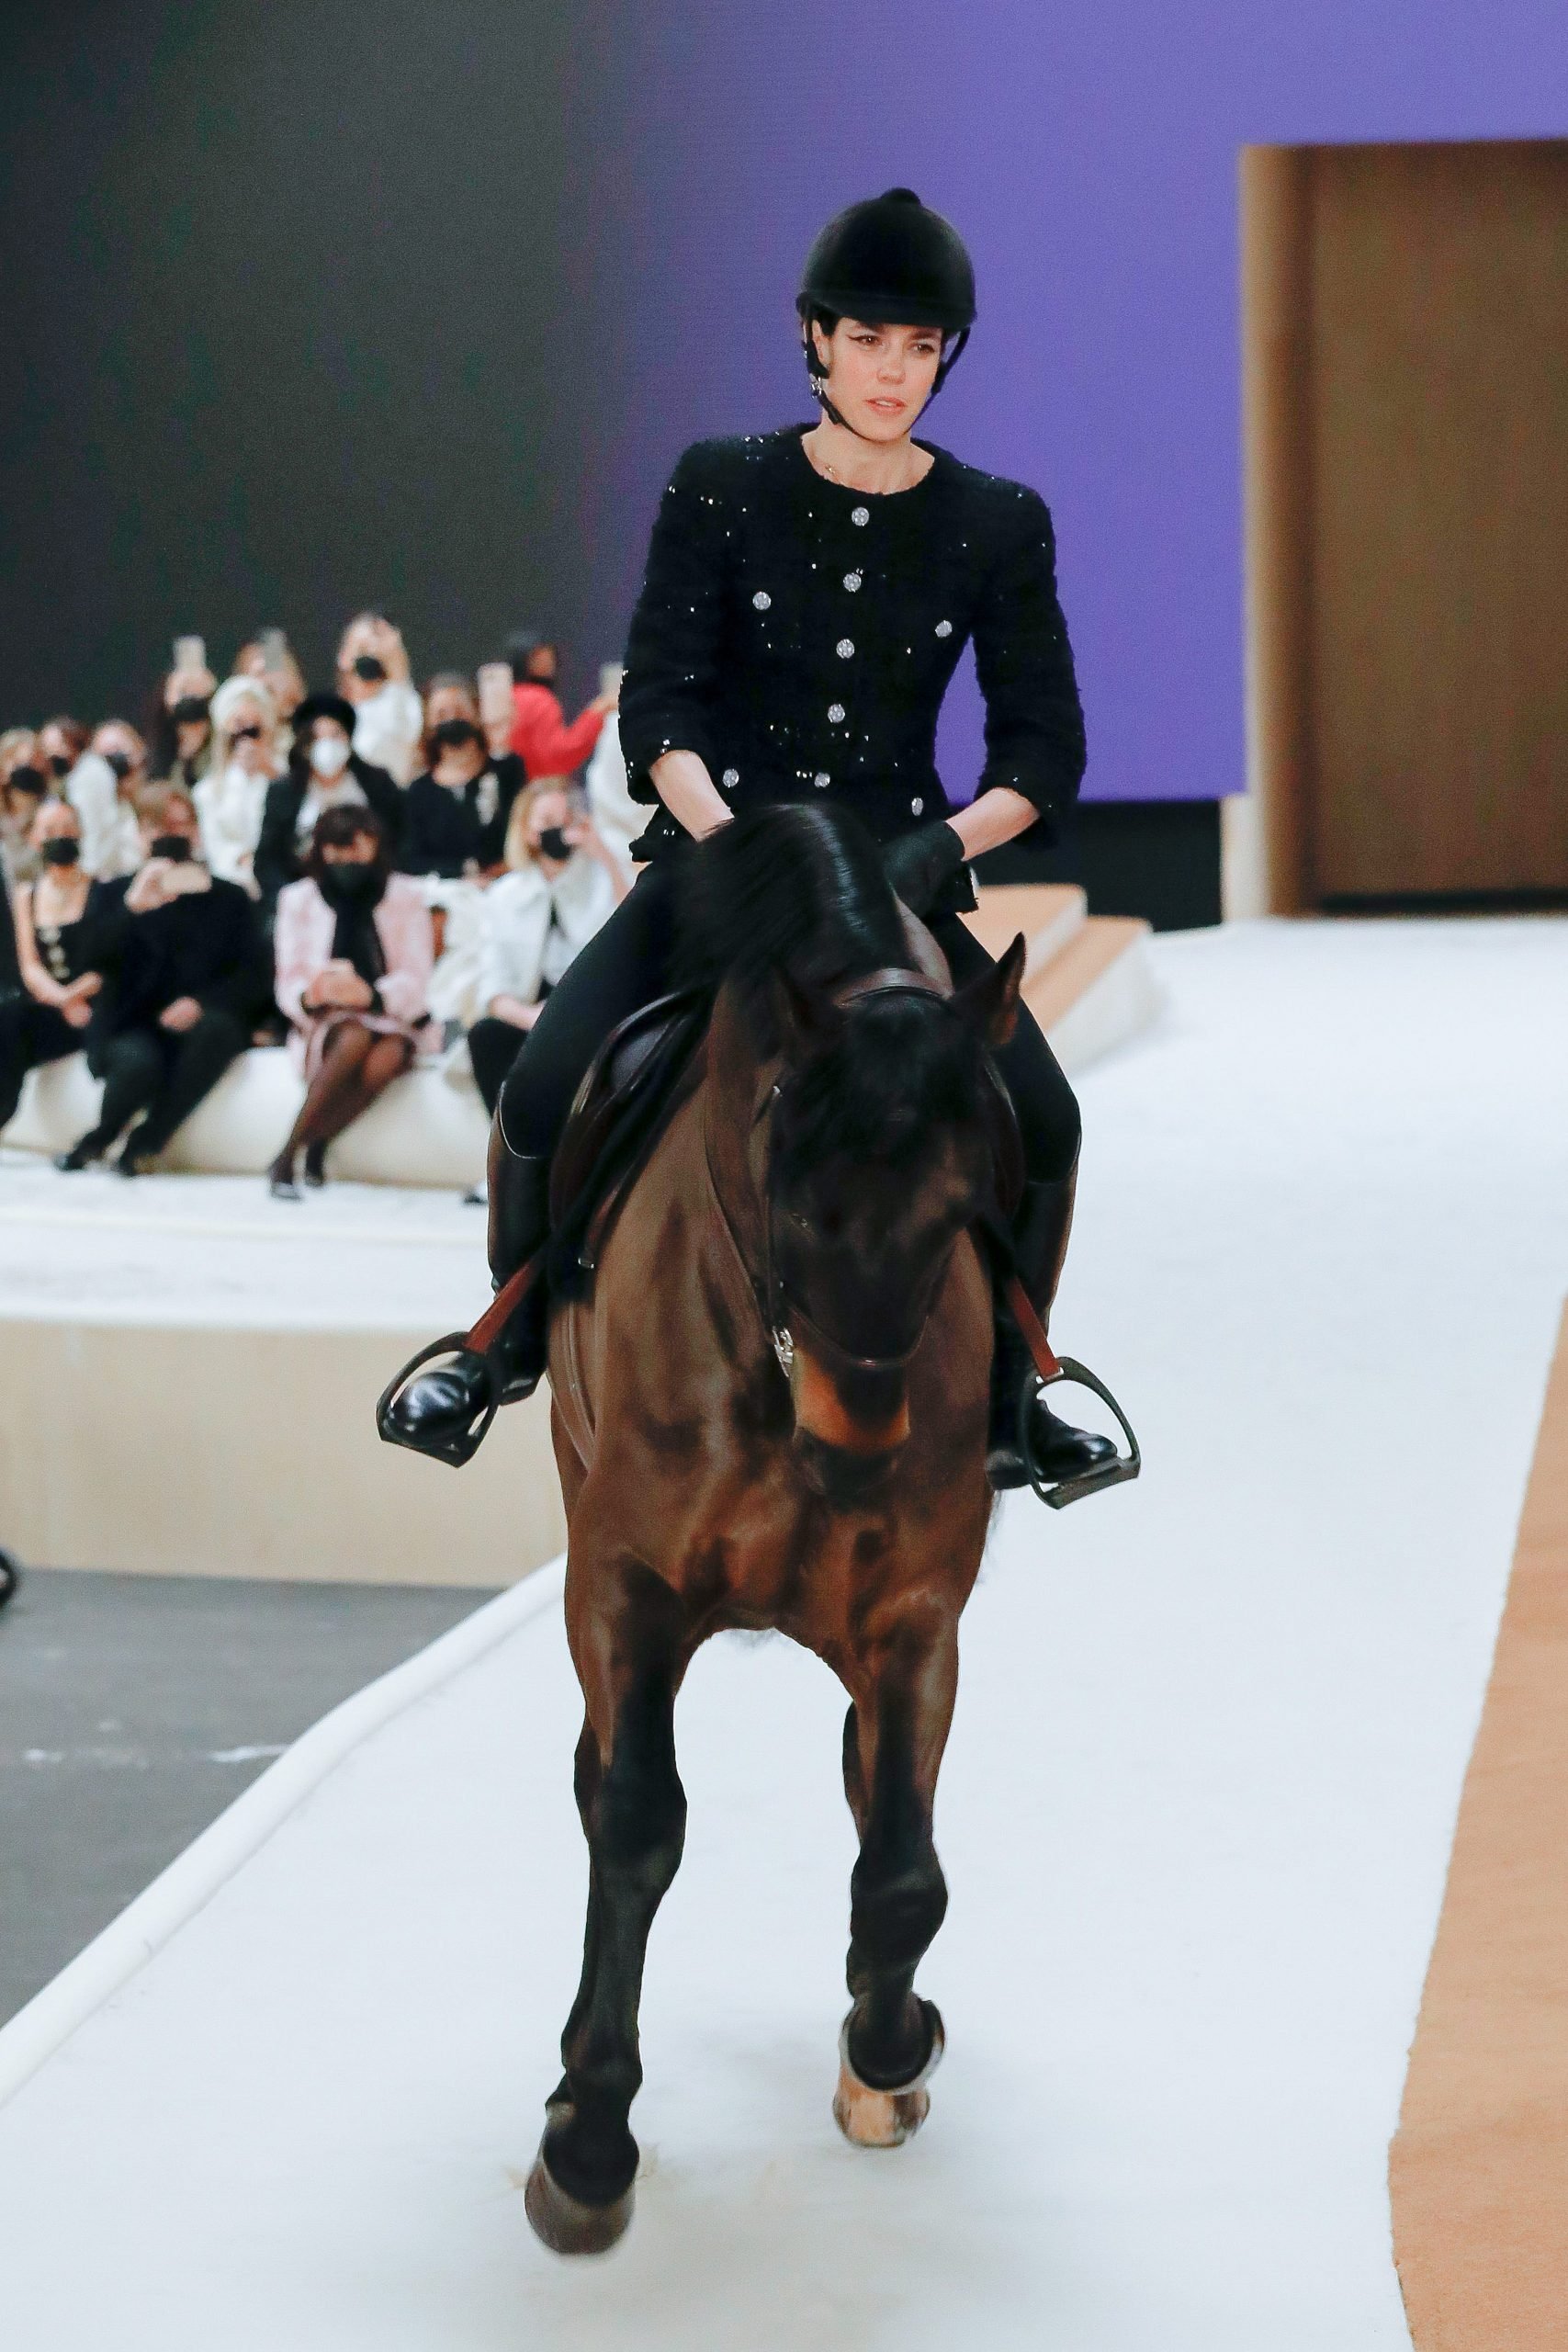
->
xmin=302 ymin=1143 xmax=327 ymax=1189
xmin=53 ymin=1129 xmax=110 ymax=1172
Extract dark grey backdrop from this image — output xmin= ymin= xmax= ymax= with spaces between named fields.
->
xmin=0 ymin=0 xmax=607 ymax=729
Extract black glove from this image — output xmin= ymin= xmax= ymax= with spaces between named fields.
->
xmin=882 ymin=819 xmax=964 ymax=917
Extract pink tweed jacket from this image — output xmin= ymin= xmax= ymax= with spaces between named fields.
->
xmin=274 ymin=871 xmax=438 ymax=1072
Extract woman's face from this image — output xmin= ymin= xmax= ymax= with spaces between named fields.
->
xmin=37 ymin=724 xmax=78 ymax=777
xmin=524 ymin=644 xmax=558 ymax=685
xmin=227 ymin=697 xmax=272 ymax=771
xmin=175 ymin=716 xmax=211 ymax=760
xmin=0 ymin=733 xmax=38 ymax=785
xmin=811 ymin=317 xmax=943 ymax=442
xmin=425 ymin=684 xmax=478 ymax=731
xmin=432 ymin=729 xmax=487 ymax=786
xmin=30 ymin=798 xmax=80 ymax=854
xmin=140 ymin=797 xmax=199 ymax=856
xmin=527 ymin=788 xmax=570 ymax=854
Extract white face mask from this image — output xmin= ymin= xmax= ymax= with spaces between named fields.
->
xmin=310 ymin=735 xmax=350 ymax=779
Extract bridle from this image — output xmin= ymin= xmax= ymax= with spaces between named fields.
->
xmin=706 ymin=965 xmax=1024 ymax=1391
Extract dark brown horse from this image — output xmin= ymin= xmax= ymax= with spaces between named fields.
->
xmin=525 ymin=805 xmax=1027 ymax=2255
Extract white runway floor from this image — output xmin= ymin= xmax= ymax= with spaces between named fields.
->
xmin=1 ymin=917 xmax=1564 ymax=2349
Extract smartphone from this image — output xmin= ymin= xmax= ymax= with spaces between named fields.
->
xmin=174 ymin=635 xmax=206 ymax=673
xmin=599 ymin=662 xmax=626 ymax=698
xmin=477 ymin=662 xmax=515 ymax=722
xmin=257 ymin=627 xmax=288 ymax=668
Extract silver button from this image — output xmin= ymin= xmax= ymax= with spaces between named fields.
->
xmin=843 ymin=571 xmax=863 ymax=592
xmin=911 ymin=797 xmax=924 ymax=815
xmin=827 ymin=702 xmax=846 ymax=724
xmin=836 ymin=639 xmax=855 ymax=659
xmin=935 ymin=619 xmax=953 ymax=638
xmin=721 ymin=768 xmax=739 ymax=788
xmin=752 ymin=591 xmax=772 ymax=610
xmin=814 ymin=772 xmax=831 ymax=790
xmin=851 ymin=505 xmax=870 ymax=527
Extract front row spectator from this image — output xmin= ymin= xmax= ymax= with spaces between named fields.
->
xmin=268 ymin=807 xmax=434 ymax=1199
xmin=55 ymin=786 xmax=266 ymax=1176
xmin=0 ymin=800 xmax=116 ymax=1132
xmin=463 ymin=779 xmax=626 ymax=1116
xmin=254 ymin=693 xmax=403 ymax=910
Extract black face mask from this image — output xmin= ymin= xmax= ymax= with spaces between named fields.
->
xmin=104 ymin=749 xmax=134 ymax=779
xmin=352 ymin=654 xmax=387 ymax=684
xmin=171 ymin=696 xmax=210 ymax=728
xmin=47 ymin=752 xmax=73 ymax=779
xmin=430 ymin=718 xmax=483 ymax=754
xmin=150 ymin=833 xmax=194 ymax=863
xmin=318 ymin=860 xmax=379 ymax=905
xmin=40 ymin=836 xmax=81 ymax=867
xmin=230 ymin=723 xmax=262 ymax=745
xmin=536 ymin=825 xmax=572 ymax=862
xmin=9 ymin=763 xmax=45 ymax=795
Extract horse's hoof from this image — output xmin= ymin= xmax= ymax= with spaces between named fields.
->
xmin=525 ymin=2144 xmax=635 ymax=2257
xmin=832 ymin=2004 xmax=945 ymax=2149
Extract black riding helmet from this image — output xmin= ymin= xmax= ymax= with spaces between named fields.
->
xmin=797 ymin=187 xmax=976 ymax=425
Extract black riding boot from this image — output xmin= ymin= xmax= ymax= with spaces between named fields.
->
xmin=987 ymin=1166 xmax=1118 ymax=1493
xmin=381 ymin=1127 xmax=551 ymax=1461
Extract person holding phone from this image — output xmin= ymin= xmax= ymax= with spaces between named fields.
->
xmin=194 ymin=676 xmax=285 ymax=893
xmin=337 ymin=613 xmax=423 ymax=785
xmin=53 ymin=786 xmax=268 ymax=1175
xmin=505 ymin=631 xmax=618 ymax=781
xmin=459 ymin=777 xmax=627 ymax=1127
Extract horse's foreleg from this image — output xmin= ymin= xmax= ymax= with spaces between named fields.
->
xmin=526 ymin=1559 xmax=689 ymax=2256
xmin=835 ymin=1609 xmax=958 ymax=2148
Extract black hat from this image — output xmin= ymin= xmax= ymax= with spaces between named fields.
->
xmin=797 ymin=188 xmax=976 ymax=334
xmin=293 ymin=692 xmax=357 ymax=739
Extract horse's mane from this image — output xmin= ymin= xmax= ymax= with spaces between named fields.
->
xmin=681 ymin=804 xmax=984 ymax=1175
xmin=678 ymin=803 xmax=908 ymax=1003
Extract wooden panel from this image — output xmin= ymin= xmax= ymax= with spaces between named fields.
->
xmin=1308 ymin=141 xmax=1568 ymax=897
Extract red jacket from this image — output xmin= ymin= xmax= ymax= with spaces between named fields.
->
xmin=510 ymin=682 xmax=606 ymax=780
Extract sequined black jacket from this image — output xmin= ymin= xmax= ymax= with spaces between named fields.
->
xmin=618 ymin=424 xmax=1087 ymax=869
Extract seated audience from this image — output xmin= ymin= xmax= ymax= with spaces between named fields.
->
xmin=337 ymin=613 xmax=423 ymax=785
xmin=269 ymin=806 xmax=434 ymax=1198
xmin=464 ymin=778 xmax=626 ymax=1118
xmin=70 ymin=720 xmax=150 ymax=880
xmin=0 ymin=801 xmax=118 ymax=1134
xmin=582 ymin=706 xmax=640 ymax=887
xmin=423 ymin=673 xmax=525 ymax=836
xmin=55 ymin=785 xmax=268 ymax=1177
xmin=400 ymin=717 xmax=512 ymax=879
xmin=0 ymin=733 xmax=49 ymax=895
xmin=254 ymin=693 xmax=404 ymax=910
xmin=506 ymin=631 xmax=616 ymax=780
xmin=194 ymin=675 xmax=284 ymax=893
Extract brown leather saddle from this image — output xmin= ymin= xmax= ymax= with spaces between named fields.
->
xmin=546 ymin=988 xmax=711 ymax=1299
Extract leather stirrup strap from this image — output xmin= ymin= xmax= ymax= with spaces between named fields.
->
xmin=1004 ymin=1272 xmax=1063 ymax=1385
xmin=467 ymin=1250 xmax=545 ymax=1357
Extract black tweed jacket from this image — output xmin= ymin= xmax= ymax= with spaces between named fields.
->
xmin=618 ymin=424 xmax=1087 ymax=876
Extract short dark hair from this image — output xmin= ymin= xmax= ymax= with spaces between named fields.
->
xmin=306 ymin=800 xmax=389 ymax=886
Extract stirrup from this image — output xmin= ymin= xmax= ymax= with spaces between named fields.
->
xmin=375 ymin=1336 xmax=502 ymax=1468
xmin=1017 ymin=1357 xmax=1140 ymax=1510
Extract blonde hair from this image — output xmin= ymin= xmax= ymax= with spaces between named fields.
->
xmin=209 ymin=673 xmax=277 ymax=770
xmin=503 ymin=775 xmax=574 ymax=871
xmin=0 ymin=727 xmax=39 ymax=778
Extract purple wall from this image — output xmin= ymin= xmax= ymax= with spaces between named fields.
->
xmin=573 ymin=0 xmax=1565 ymax=802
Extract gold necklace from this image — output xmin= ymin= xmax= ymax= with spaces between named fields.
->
xmin=807 ymin=431 xmax=914 ymax=495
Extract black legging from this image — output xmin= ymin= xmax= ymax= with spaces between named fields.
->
xmin=86 ymin=1010 xmax=248 ymax=1158
xmin=0 ymin=995 xmax=80 ymax=1131
xmin=498 ymin=862 xmax=1080 ymax=1182
xmin=468 ymin=1012 xmax=532 ymax=1117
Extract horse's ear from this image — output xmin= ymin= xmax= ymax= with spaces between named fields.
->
xmin=771 ymin=967 xmax=842 ymax=1058
xmin=954 ymin=933 xmax=1025 ymax=1047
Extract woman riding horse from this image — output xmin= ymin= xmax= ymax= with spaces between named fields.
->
xmin=386 ymin=187 xmax=1119 ymax=1491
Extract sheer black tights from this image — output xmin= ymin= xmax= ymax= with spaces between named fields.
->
xmin=273 ymin=1021 xmax=412 ymax=1176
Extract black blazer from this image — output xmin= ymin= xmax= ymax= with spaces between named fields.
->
xmin=90 ymin=874 xmax=271 ymax=1035
xmin=254 ymin=754 xmax=406 ymax=908
xmin=618 ymin=424 xmax=1087 ymax=868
